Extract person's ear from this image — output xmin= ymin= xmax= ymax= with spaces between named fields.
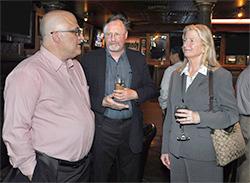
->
xmin=101 ymin=32 xmax=104 ymax=39
xmin=51 ymin=32 xmax=61 ymax=43
xmin=125 ymin=31 xmax=128 ymax=39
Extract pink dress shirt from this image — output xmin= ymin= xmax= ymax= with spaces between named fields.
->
xmin=2 ymin=46 xmax=95 ymax=176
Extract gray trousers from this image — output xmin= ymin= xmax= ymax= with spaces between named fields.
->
xmin=170 ymin=154 xmax=223 ymax=182
xmin=237 ymin=115 xmax=250 ymax=183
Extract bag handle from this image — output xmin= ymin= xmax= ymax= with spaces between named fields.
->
xmin=208 ymin=70 xmax=214 ymax=111
xmin=181 ymin=74 xmax=185 ymax=103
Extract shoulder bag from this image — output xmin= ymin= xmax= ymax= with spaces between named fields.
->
xmin=209 ymin=71 xmax=246 ymax=166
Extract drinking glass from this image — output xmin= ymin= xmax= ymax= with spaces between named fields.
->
xmin=115 ymin=77 xmax=125 ymax=90
xmin=175 ymin=105 xmax=190 ymax=141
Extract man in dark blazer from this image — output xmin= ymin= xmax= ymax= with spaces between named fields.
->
xmin=80 ymin=14 xmax=157 ymax=182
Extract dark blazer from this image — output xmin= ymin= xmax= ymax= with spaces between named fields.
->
xmin=161 ymin=67 xmax=239 ymax=161
xmin=80 ymin=48 xmax=157 ymax=153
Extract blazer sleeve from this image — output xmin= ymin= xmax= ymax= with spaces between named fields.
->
xmin=132 ymin=53 xmax=157 ymax=104
xmin=198 ymin=68 xmax=239 ymax=129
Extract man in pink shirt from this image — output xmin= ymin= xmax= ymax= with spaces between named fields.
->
xmin=2 ymin=10 xmax=95 ymax=182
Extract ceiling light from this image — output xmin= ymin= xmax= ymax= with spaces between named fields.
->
xmin=237 ymin=11 xmax=243 ymax=18
xmin=211 ymin=19 xmax=250 ymax=24
xmin=236 ymin=0 xmax=247 ymax=7
xmin=237 ymin=7 xmax=244 ymax=18
xmin=83 ymin=12 xmax=88 ymax=22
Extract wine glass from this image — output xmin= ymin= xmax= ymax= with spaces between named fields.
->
xmin=115 ymin=77 xmax=125 ymax=90
xmin=175 ymin=105 xmax=190 ymax=141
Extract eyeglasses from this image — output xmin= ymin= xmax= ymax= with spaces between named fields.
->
xmin=50 ymin=27 xmax=83 ymax=37
xmin=104 ymin=32 xmax=125 ymax=39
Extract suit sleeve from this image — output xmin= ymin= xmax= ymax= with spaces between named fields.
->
xmin=198 ymin=69 xmax=239 ymax=129
xmin=159 ymin=67 xmax=173 ymax=110
xmin=236 ymin=68 xmax=250 ymax=115
xmin=134 ymin=56 xmax=157 ymax=104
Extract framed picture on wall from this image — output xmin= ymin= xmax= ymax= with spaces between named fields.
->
xmin=82 ymin=22 xmax=93 ymax=47
xmin=236 ymin=55 xmax=246 ymax=65
xmin=225 ymin=55 xmax=236 ymax=64
xmin=140 ymin=38 xmax=147 ymax=55
xmin=126 ymin=42 xmax=139 ymax=51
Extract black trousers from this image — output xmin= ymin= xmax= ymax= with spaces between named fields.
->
xmin=91 ymin=115 xmax=142 ymax=182
xmin=3 ymin=151 xmax=91 ymax=182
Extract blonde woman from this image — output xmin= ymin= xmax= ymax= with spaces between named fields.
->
xmin=160 ymin=24 xmax=239 ymax=182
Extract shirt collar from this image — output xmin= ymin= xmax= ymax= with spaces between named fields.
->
xmin=40 ymin=46 xmax=74 ymax=72
xmin=180 ymin=63 xmax=208 ymax=76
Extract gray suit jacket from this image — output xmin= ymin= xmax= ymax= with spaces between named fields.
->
xmin=161 ymin=67 xmax=239 ymax=161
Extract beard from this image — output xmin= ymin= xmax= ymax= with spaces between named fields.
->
xmin=107 ymin=43 xmax=124 ymax=52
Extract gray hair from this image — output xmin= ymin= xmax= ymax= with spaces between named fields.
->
xmin=103 ymin=13 xmax=130 ymax=33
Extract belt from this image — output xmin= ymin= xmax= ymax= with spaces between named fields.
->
xmin=102 ymin=116 xmax=132 ymax=127
xmin=104 ymin=116 xmax=132 ymax=121
xmin=57 ymin=155 xmax=89 ymax=167
xmin=36 ymin=151 xmax=89 ymax=168
xmin=121 ymin=117 xmax=132 ymax=121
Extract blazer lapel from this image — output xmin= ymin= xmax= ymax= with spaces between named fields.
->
xmin=126 ymin=49 xmax=136 ymax=88
xmin=184 ymin=73 xmax=207 ymax=96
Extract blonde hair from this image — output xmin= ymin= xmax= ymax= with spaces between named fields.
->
xmin=177 ymin=24 xmax=221 ymax=72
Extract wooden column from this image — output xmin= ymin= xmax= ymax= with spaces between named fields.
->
xmin=146 ymin=33 xmax=151 ymax=60
xmin=165 ymin=33 xmax=170 ymax=65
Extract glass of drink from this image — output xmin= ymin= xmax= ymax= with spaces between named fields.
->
xmin=175 ymin=105 xmax=190 ymax=141
xmin=115 ymin=77 xmax=125 ymax=90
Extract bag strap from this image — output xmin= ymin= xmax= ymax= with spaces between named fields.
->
xmin=208 ymin=70 xmax=214 ymax=111
xmin=181 ymin=74 xmax=185 ymax=103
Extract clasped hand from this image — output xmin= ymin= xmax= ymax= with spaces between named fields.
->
xmin=102 ymin=88 xmax=138 ymax=110
xmin=175 ymin=109 xmax=200 ymax=124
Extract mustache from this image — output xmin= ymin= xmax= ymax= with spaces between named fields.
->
xmin=79 ymin=40 xmax=86 ymax=46
xmin=79 ymin=40 xmax=84 ymax=46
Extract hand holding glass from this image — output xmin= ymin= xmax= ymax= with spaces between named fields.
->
xmin=175 ymin=105 xmax=190 ymax=141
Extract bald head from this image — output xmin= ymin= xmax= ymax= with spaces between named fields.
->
xmin=40 ymin=10 xmax=77 ymax=39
